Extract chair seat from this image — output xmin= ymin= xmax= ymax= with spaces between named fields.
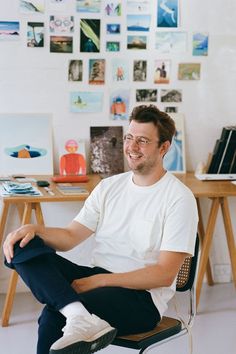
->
xmin=112 ymin=316 xmax=182 ymax=350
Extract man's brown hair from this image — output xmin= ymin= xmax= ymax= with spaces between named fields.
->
xmin=129 ymin=105 xmax=176 ymax=146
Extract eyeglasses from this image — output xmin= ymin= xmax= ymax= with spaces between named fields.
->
xmin=123 ymin=134 xmax=159 ymax=147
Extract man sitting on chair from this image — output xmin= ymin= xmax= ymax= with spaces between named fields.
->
xmin=3 ymin=104 xmax=198 ymax=354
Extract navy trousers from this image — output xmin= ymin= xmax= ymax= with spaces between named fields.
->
xmin=5 ymin=236 xmax=160 ymax=354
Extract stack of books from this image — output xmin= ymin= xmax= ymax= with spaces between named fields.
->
xmin=0 ymin=181 xmax=41 ymax=196
xmin=56 ymin=183 xmax=89 ymax=196
xmin=207 ymin=126 xmax=236 ymax=174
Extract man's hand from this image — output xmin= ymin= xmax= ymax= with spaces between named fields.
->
xmin=71 ymin=274 xmax=108 ymax=293
xmin=3 ymin=224 xmax=36 ymax=263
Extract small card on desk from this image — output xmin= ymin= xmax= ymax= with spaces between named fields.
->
xmin=56 ymin=183 xmax=89 ymax=196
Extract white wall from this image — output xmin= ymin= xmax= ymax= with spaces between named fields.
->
xmin=0 ymin=0 xmax=236 ymax=292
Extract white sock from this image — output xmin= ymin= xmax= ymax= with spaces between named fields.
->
xmin=60 ymin=301 xmax=91 ymax=319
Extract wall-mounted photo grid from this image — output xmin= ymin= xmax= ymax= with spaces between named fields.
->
xmin=3 ymin=0 xmax=209 ymax=174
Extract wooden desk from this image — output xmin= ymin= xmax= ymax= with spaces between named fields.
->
xmin=175 ymin=173 xmax=236 ymax=308
xmin=0 ymin=174 xmax=101 ymax=327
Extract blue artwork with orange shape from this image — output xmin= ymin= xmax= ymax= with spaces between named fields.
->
xmin=5 ymin=144 xmax=47 ymax=158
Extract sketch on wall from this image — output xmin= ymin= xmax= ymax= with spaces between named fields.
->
xmin=70 ymin=92 xmax=103 ymax=112
xmin=157 ymin=0 xmax=179 ymax=28
xmin=0 ymin=21 xmax=20 ymax=41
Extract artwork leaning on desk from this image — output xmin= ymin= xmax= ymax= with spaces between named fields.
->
xmin=0 ymin=113 xmax=53 ymax=175
xmin=58 ymin=138 xmax=87 ymax=176
xmin=90 ymin=126 xmax=124 ymax=176
xmin=163 ymin=113 xmax=186 ymax=173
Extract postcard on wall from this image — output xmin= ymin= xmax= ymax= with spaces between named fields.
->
xmin=192 ymin=32 xmax=209 ymax=56
xmin=80 ymin=19 xmax=100 ymax=52
xmin=49 ymin=16 xmax=74 ymax=33
xmin=157 ymin=0 xmax=179 ymax=28
xmin=19 ymin=0 xmax=45 ymax=13
xmin=106 ymin=41 xmax=120 ymax=52
xmin=59 ymin=139 xmax=86 ymax=176
xmin=111 ymin=58 xmax=129 ymax=82
xmin=163 ymin=113 xmax=186 ymax=173
xmin=90 ymin=126 xmax=124 ymax=175
xmin=127 ymin=35 xmax=147 ymax=50
xmin=106 ymin=23 xmax=120 ymax=34
xmin=178 ymin=63 xmax=201 ymax=80
xmin=0 ymin=114 xmax=53 ymax=175
xmin=27 ymin=22 xmax=44 ymax=47
xmin=110 ymin=89 xmax=130 ymax=120
xmin=154 ymin=60 xmax=170 ymax=84
xmin=133 ymin=60 xmax=147 ymax=81
xmin=127 ymin=15 xmax=151 ymax=31
xmin=104 ymin=1 xmax=122 ymax=16
xmin=0 ymin=21 xmax=20 ymax=41
xmin=50 ymin=36 xmax=73 ymax=53
xmin=70 ymin=92 xmax=103 ymax=113
xmin=155 ymin=31 xmax=187 ymax=53
xmin=136 ymin=89 xmax=157 ymax=102
xmin=127 ymin=0 xmax=151 ymax=14
xmin=68 ymin=60 xmax=83 ymax=81
xmin=76 ymin=0 xmax=101 ymax=13
xmin=160 ymin=89 xmax=182 ymax=102
xmin=49 ymin=0 xmax=68 ymax=12
xmin=89 ymin=59 xmax=105 ymax=85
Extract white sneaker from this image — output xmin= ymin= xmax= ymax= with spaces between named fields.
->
xmin=49 ymin=314 xmax=117 ymax=354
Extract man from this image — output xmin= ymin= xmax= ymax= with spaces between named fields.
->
xmin=3 ymin=105 xmax=198 ymax=354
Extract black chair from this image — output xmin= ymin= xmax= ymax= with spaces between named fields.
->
xmin=112 ymin=235 xmax=199 ymax=353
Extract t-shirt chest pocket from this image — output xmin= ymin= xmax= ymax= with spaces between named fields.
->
xmin=129 ymin=219 xmax=154 ymax=253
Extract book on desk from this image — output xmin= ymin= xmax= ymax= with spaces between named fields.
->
xmin=56 ymin=183 xmax=89 ymax=196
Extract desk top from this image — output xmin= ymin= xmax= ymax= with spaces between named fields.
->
xmin=175 ymin=172 xmax=236 ymax=198
xmin=1 ymin=173 xmax=236 ymax=203
xmin=0 ymin=174 xmax=101 ymax=204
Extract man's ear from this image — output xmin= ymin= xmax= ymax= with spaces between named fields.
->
xmin=160 ymin=141 xmax=171 ymax=158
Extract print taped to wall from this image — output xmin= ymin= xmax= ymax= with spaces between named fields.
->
xmin=0 ymin=114 xmax=53 ymax=175
xmin=163 ymin=113 xmax=186 ymax=173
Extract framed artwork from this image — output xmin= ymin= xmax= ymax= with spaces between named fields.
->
xmin=178 ymin=63 xmax=201 ymax=80
xmin=192 ymin=32 xmax=209 ymax=56
xmin=0 ymin=21 xmax=20 ymax=41
xmin=50 ymin=35 xmax=73 ymax=53
xmin=160 ymin=89 xmax=182 ymax=102
xmin=59 ymin=139 xmax=86 ymax=176
xmin=49 ymin=16 xmax=74 ymax=33
xmin=27 ymin=22 xmax=44 ymax=47
xmin=127 ymin=0 xmax=151 ymax=14
xmin=0 ymin=114 xmax=53 ymax=175
xmin=127 ymin=35 xmax=147 ymax=50
xmin=80 ymin=19 xmax=100 ymax=52
xmin=155 ymin=31 xmax=187 ymax=53
xmin=88 ymin=59 xmax=105 ymax=84
xmin=136 ymin=89 xmax=157 ymax=102
xmin=154 ymin=60 xmax=170 ymax=84
xmin=111 ymin=58 xmax=129 ymax=82
xmin=68 ymin=60 xmax=83 ymax=81
xmin=157 ymin=0 xmax=179 ymax=28
xmin=106 ymin=23 xmax=120 ymax=34
xmin=76 ymin=0 xmax=101 ymax=13
xmin=110 ymin=89 xmax=130 ymax=120
xmin=127 ymin=14 xmax=151 ymax=31
xmin=133 ymin=60 xmax=147 ymax=81
xmin=106 ymin=41 xmax=120 ymax=52
xmin=104 ymin=2 xmax=122 ymax=16
xmin=49 ymin=0 xmax=68 ymax=12
xmin=163 ymin=113 xmax=186 ymax=173
xmin=70 ymin=92 xmax=103 ymax=113
xmin=90 ymin=126 xmax=124 ymax=175
xmin=19 ymin=0 xmax=45 ymax=13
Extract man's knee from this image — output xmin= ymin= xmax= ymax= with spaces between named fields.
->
xmin=4 ymin=235 xmax=55 ymax=269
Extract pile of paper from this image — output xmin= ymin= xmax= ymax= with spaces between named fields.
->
xmin=0 ymin=182 xmax=41 ymax=196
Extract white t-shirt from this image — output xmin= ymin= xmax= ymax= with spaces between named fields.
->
xmin=74 ymin=171 xmax=198 ymax=316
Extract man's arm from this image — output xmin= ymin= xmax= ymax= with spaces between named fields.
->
xmin=72 ymin=250 xmax=188 ymax=293
xmin=3 ymin=220 xmax=93 ymax=264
